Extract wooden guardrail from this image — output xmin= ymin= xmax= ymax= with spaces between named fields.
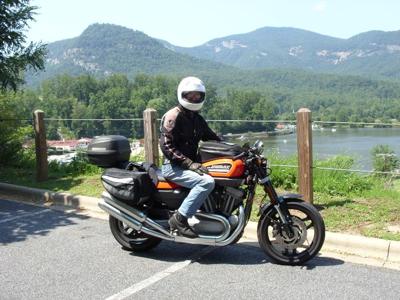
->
xmin=33 ymin=108 xmax=313 ymax=203
xmin=296 ymin=108 xmax=313 ymax=203
xmin=33 ymin=110 xmax=48 ymax=182
xmin=143 ymin=108 xmax=159 ymax=165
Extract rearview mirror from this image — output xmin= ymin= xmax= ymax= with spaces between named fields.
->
xmin=254 ymin=140 xmax=264 ymax=154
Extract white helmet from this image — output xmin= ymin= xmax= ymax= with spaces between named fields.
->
xmin=177 ymin=76 xmax=206 ymax=111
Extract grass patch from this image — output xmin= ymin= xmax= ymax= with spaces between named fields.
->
xmin=0 ymin=165 xmax=104 ymax=197
xmin=249 ymin=184 xmax=400 ymax=241
xmin=248 ymin=153 xmax=400 ymax=240
xmin=0 ymin=151 xmax=104 ymax=198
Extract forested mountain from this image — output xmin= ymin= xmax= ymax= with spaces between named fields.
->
xmin=26 ymin=23 xmax=400 ymax=87
xmin=166 ymin=27 xmax=400 ymax=78
xmin=26 ymin=23 xmax=236 ymax=86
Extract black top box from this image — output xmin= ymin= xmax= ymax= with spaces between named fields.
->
xmin=87 ymin=135 xmax=131 ymax=168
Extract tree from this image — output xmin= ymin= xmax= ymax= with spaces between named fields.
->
xmin=0 ymin=1 xmax=45 ymax=165
xmin=0 ymin=91 xmax=33 ymax=165
xmin=0 ymin=0 xmax=46 ymax=90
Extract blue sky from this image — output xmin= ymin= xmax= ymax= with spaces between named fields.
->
xmin=28 ymin=0 xmax=399 ymax=47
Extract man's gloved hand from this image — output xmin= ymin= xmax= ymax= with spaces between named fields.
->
xmin=189 ymin=162 xmax=209 ymax=175
xmin=182 ymin=158 xmax=209 ymax=175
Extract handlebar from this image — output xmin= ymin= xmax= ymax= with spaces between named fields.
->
xmin=232 ymin=146 xmax=262 ymax=160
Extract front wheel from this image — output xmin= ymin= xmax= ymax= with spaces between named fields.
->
xmin=257 ymin=201 xmax=325 ymax=265
xmin=109 ymin=216 xmax=162 ymax=252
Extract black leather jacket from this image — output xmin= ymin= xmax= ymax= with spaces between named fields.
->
xmin=160 ymin=105 xmax=220 ymax=166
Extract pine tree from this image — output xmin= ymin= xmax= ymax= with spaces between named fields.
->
xmin=0 ymin=0 xmax=46 ymax=90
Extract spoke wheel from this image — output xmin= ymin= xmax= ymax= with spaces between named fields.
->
xmin=109 ymin=216 xmax=162 ymax=252
xmin=257 ymin=201 xmax=325 ymax=265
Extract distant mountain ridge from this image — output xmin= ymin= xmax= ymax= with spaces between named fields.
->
xmin=26 ymin=23 xmax=400 ymax=86
xmin=163 ymin=27 xmax=400 ymax=78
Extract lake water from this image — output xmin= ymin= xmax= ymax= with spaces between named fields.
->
xmin=227 ymin=128 xmax=400 ymax=170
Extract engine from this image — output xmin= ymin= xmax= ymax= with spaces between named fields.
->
xmin=202 ymin=186 xmax=246 ymax=216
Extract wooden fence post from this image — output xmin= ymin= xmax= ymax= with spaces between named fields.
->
xmin=143 ymin=108 xmax=159 ymax=165
xmin=296 ymin=108 xmax=313 ymax=203
xmin=33 ymin=110 xmax=48 ymax=182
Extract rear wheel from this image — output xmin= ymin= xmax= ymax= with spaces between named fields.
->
xmin=109 ymin=216 xmax=162 ymax=251
xmin=257 ymin=201 xmax=325 ymax=265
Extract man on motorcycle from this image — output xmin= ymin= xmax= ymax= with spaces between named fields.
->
xmin=160 ymin=76 xmax=221 ymax=238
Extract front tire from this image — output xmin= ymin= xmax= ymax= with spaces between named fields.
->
xmin=257 ymin=201 xmax=325 ymax=265
xmin=109 ymin=216 xmax=162 ymax=252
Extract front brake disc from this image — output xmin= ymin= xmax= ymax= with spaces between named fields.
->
xmin=272 ymin=216 xmax=307 ymax=250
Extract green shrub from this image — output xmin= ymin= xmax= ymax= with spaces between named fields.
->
xmin=268 ymin=153 xmax=374 ymax=196
xmin=268 ymin=153 xmax=298 ymax=190
xmin=313 ymin=155 xmax=371 ymax=195
xmin=371 ymin=144 xmax=399 ymax=174
xmin=48 ymin=152 xmax=101 ymax=177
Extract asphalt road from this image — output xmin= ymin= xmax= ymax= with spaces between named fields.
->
xmin=1 ymin=198 xmax=400 ymax=300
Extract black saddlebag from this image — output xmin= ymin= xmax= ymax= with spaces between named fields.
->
xmin=101 ymin=168 xmax=156 ymax=203
xmin=198 ymin=141 xmax=243 ymax=162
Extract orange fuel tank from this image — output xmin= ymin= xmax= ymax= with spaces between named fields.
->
xmin=203 ymin=158 xmax=245 ymax=178
xmin=156 ymin=158 xmax=245 ymax=190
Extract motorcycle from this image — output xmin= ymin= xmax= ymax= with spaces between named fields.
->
xmin=87 ymin=135 xmax=325 ymax=265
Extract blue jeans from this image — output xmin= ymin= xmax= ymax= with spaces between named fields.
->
xmin=161 ymin=163 xmax=215 ymax=218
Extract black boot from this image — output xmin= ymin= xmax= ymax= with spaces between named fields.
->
xmin=168 ymin=211 xmax=198 ymax=238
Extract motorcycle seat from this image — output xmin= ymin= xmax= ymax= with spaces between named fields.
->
xmin=155 ymin=168 xmax=182 ymax=189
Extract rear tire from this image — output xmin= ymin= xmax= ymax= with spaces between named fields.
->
xmin=257 ymin=201 xmax=325 ymax=265
xmin=109 ymin=216 xmax=162 ymax=252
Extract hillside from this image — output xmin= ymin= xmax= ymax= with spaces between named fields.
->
xmin=166 ymin=27 xmax=400 ymax=78
xmin=26 ymin=24 xmax=400 ymax=87
xmin=26 ymin=23 xmax=237 ymax=86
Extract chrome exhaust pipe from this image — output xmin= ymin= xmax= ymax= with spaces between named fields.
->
xmin=102 ymin=192 xmax=171 ymax=236
xmin=99 ymin=191 xmax=246 ymax=246
xmin=174 ymin=211 xmax=231 ymax=245
xmin=98 ymin=200 xmax=140 ymax=231
xmin=98 ymin=200 xmax=174 ymax=241
xmin=99 ymin=192 xmax=174 ymax=241
xmin=215 ymin=205 xmax=246 ymax=246
xmin=173 ymin=205 xmax=245 ymax=246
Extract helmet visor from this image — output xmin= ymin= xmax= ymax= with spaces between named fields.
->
xmin=182 ymin=91 xmax=205 ymax=103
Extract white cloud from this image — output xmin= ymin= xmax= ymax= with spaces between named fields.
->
xmin=313 ymin=1 xmax=327 ymax=12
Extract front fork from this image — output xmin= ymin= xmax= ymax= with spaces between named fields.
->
xmin=259 ymin=177 xmax=295 ymax=238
